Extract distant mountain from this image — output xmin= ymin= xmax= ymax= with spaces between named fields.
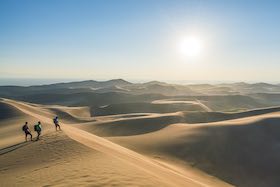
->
xmin=0 ymin=79 xmax=280 ymax=100
xmin=1 ymin=79 xmax=280 ymax=115
xmin=217 ymin=82 xmax=280 ymax=94
xmin=33 ymin=79 xmax=132 ymax=89
xmin=142 ymin=81 xmax=167 ymax=86
xmin=129 ymin=83 xmax=196 ymax=96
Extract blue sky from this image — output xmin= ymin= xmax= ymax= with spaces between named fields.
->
xmin=1 ymin=0 xmax=280 ymax=83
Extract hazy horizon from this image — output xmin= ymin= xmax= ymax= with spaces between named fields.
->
xmin=0 ymin=77 xmax=279 ymax=87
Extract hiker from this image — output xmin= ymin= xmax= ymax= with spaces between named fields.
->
xmin=34 ymin=121 xmax=42 ymax=141
xmin=22 ymin=122 xmax=32 ymax=141
xmin=53 ymin=116 xmax=61 ymax=131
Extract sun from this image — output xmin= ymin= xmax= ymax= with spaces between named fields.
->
xmin=179 ymin=36 xmax=202 ymax=57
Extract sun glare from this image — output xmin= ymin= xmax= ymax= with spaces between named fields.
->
xmin=179 ymin=36 xmax=203 ymax=58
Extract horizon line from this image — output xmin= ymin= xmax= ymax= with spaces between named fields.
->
xmin=0 ymin=77 xmax=279 ymax=87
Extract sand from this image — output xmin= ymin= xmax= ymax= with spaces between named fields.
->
xmin=0 ymin=98 xmax=232 ymax=187
xmin=2 ymin=97 xmax=280 ymax=186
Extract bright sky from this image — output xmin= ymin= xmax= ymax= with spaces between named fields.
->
xmin=1 ymin=0 xmax=280 ymax=83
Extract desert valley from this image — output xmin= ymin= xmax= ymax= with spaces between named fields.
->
xmin=1 ymin=79 xmax=280 ymax=187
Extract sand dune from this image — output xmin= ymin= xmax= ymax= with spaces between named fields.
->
xmin=92 ymin=101 xmax=206 ymax=116
xmin=44 ymin=105 xmax=92 ymax=123
xmin=152 ymin=99 xmax=212 ymax=112
xmin=108 ymin=112 xmax=280 ymax=187
xmin=0 ymin=100 xmax=52 ymax=149
xmin=1 ymin=131 xmax=171 ymax=187
xmin=2 ymin=98 xmax=280 ymax=186
xmin=0 ymin=100 xmax=25 ymax=120
xmin=0 ymin=98 xmax=231 ymax=187
xmin=4 ymin=80 xmax=277 ymax=116
xmin=76 ymin=106 xmax=280 ymax=137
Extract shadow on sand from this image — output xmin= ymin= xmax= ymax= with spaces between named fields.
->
xmin=0 ymin=141 xmax=30 ymax=155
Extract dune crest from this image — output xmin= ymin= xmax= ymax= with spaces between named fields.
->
xmin=3 ymin=97 xmax=280 ymax=186
xmin=0 ymin=99 xmax=231 ymax=187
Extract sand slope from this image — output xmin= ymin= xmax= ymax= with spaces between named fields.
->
xmin=107 ymin=112 xmax=280 ymax=187
xmin=0 ymin=98 xmax=231 ymax=187
xmin=0 ymin=132 xmax=170 ymax=187
xmin=3 ymin=98 xmax=279 ymax=186
xmin=0 ymin=100 xmax=52 ymax=149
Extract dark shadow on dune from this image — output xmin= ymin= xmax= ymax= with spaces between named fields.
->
xmin=159 ymin=117 xmax=280 ymax=187
xmin=0 ymin=142 xmax=29 ymax=155
xmin=91 ymin=102 xmax=206 ymax=116
xmin=118 ymin=114 xmax=149 ymax=118
xmin=47 ymin=108 xmax=91 ymax=123
xmin=82 ymin=115 xmax=181 ymax=137
xmin=181 ymin=106 xmax=280 ymax=124
xmin=0 ymin=101 xmax=24 ymax=120
xmin=82 ymin=107 xmax=280 ymax=137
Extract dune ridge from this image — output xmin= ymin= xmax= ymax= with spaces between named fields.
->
xmin=2 ymin=98 xmax=280 ymax=186
xmin=0 ymin=98 xmax=231 ymax=187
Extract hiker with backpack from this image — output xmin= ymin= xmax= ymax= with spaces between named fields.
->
xmin=53 ymin=116 xmax=61 ymax=131
xmin=22 ymin=122 xmax=32 ymax=141
xmin=34 ymin=121 xmax=42 ymax=141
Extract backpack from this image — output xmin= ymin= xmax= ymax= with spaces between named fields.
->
xmin=22 ymin=125 xmax=26 ymax=131
xmin=53 ymin=118 xmax=58 ymax=124
xmin=34 ymin=124 xmax=41 ymax=131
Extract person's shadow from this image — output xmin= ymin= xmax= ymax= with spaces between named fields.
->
xmin=0 ymin=141 xmax=29 ymax=155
